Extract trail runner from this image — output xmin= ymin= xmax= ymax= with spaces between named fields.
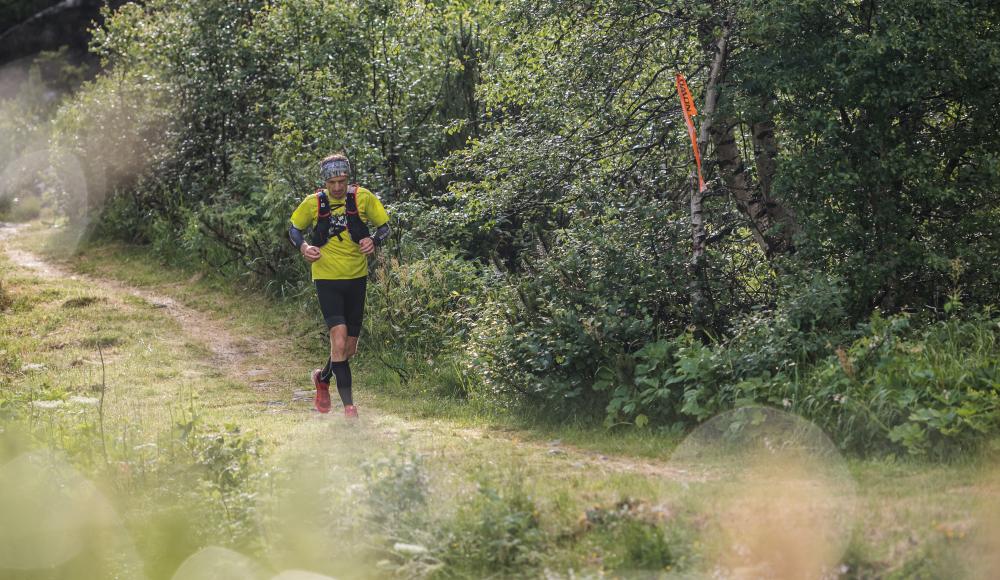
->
xmin=288 ymin=153 xmax=390 ymax=417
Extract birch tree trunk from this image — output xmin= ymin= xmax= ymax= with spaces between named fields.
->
xmin=689 ymin=27 xmax=798 ymax=261
xmin=688 ymin=27 xmax=729 ymax=333
xmin=689 ymin=169 xmax=709 ymax=331
xmin=711 ymin=117 xmax=798 ymax=258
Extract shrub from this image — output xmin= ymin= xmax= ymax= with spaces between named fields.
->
xmin=596 ymin=274 xmax=854 ymax=428
xmin=361 ymin=447 xmax=429 ymax=526
xmin=439 ymin=477 xmax=544 ymax=575
xmin=799 ymin=309 xmax=1000 ymax=456
xmin=467 ymin=212 xmax=692 ymax=415
xmin=581 ymin=499 xmax=688 ymax=572
xmin=582 ymin=270 xmax=1000 ymax=456
xmin=364 ymin=249 xmax=484 ymax=382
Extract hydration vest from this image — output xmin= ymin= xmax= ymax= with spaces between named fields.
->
xmin=311 ymin=185 xmax=371 ymax=247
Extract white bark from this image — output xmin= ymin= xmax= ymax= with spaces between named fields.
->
xmin=687 ymin=27 xmax=730 ymax=330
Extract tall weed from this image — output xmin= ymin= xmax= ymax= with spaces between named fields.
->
xmin=438 ymin=476 xmax=545 ymax=575
xmin=806 ymin=310 xmax=1000 ymax=456
xmin=365 ymin=250 xmax=484 ymax=383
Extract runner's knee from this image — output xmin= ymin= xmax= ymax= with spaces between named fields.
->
xmin=329 ymin=326 xmax=348 ymax=358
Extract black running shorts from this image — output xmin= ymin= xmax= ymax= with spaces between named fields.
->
xmin=315 ymin=277 xmax=367 ymax=336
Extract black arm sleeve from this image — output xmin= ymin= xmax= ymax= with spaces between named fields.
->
xmin=372 ymin=224 xmax=391 ymax=247
xmin=288 ymin=225 xmax=306 ymax=249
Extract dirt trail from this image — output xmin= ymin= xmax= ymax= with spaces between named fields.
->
xmin=0 ymin=222 xmax=284 ymax=392
xmin=0 ymin=222 xmax=694 ymax=481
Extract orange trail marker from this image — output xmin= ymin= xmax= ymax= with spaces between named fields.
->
xmin=676 ymin=74 xmax=706 ymax=192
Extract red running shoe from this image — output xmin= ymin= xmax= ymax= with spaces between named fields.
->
xmin=312 ymin=369 xmax=331 ymax=413
xmin=344 ymin=404 xmax=359 ymax=419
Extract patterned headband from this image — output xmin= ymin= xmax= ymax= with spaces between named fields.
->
xmin=320 ymin=159 xmax=351 ymax=181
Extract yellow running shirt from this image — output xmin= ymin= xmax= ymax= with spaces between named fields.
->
xmin=290 ymin=186 xmax=390 ymax=280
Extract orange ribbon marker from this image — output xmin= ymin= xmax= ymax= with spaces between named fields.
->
xmin=676 ymin=74 xmax=706 ymax=192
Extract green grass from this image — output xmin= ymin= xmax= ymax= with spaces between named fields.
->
xmin=2 ymin=221 xmax=999 ymax=578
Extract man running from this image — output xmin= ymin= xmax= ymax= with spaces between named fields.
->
xmin=288 ymin=153 xmax=390 ymax=417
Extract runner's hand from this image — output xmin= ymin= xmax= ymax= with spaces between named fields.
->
xmin=301 ymin=244 xmax=321 ymax=262
xmin=359 ymin=237 xmax=375 ymax=255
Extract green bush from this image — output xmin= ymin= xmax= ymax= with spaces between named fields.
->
xmin=581 ymin=499 xmax=687 ymax=572
xmin=364 ymin=249 xmax=484 ymax=382
xmin=468 ymin=210 xmax=693 ymax=414
xmin=613 ymin=518 xmax=678 ymax=571
xmin=361 ymin=447 xmax=429 ymax=526
xmin=574 ymin=268 xmax=1000 ymax=456
xmin=581 ymin=274 xmax=852 ymax=428
xmin=797 ymin=310 xmax=1000 ymax=456
xmin=439 ymin=478 xmax=544 ymax=575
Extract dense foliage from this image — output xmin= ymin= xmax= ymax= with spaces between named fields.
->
xmin=7 ymin=0 xmax=1000 ymax=455
xmin=739 ymin=0 xmax=1000 ymax=312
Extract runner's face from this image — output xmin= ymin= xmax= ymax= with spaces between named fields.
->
xmin=325 ymin=175 xmax=349 ymax=198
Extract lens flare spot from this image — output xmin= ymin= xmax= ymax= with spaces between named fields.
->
xmin=668 ymin=406 xmax=857 ymax=579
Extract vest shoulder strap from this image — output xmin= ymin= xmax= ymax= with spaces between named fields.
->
xmin=345 ymin=185 xmax=360 ymax=216
xmin=315 ymin=189 xmax=331 ymax=218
